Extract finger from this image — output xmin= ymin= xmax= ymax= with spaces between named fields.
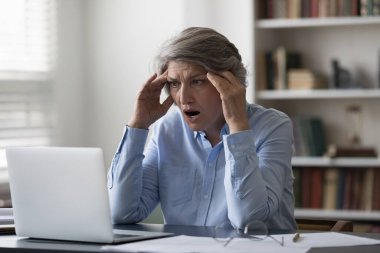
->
xmin=151 ymin=72 xmax=168 ymax=88
xmin=138 ymin=73 xmax=164 ymax=99
xmin=220 ymin=71 xmax=236 ymax=84
xmin=143 ymin=73 xmax=158 ymax=87
xmin=207 ymin=72 xmax=229 ymax=93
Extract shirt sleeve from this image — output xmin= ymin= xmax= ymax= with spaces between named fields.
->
xmin=222 ymin=114 xmax=293 ymax=229
xmin=107 ymin=126 xmax=159 ymax=224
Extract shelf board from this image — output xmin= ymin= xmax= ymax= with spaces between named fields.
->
xmin=295 ymin=208 xmax=380 ymax=221
xmin=256 ymin=16 xmax=380 ymax=29
xmin=257 ymin=89 xmax=380 ymax=100
xmin=292 ymin=156 xmax=380 ymax=167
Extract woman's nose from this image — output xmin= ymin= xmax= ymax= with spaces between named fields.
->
xmin=179 ymin=85 xmax=193 ymax=104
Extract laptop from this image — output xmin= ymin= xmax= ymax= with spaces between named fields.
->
xmin=5 ymin=146 xmax=172 ymax=244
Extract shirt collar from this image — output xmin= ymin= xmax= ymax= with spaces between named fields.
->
xmin=192 ymin=102 xmax=250 ymax=140
xmin=192 ymin=124 xmax=230 ymax=140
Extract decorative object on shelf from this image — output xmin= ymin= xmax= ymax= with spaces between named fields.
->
xmin=331 ymin=59 xmax=356 ymax=89
xmin=345 ymin=104 xmax=363 ymax=146
xmin=324 ymin=104 xmax=379 ymax=159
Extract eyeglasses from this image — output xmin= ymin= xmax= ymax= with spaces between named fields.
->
xmin=213 ymin=220 xmax=284 ymax=247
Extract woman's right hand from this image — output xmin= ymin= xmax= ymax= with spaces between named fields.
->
xmin=128 ymin=72 xmax=174 ymax=129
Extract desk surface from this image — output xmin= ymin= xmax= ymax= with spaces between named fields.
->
xmin=0 ymin=223 xmax=379 ymax=253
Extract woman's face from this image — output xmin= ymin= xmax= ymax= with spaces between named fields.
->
xmin=167 ymin=61 xmax=225 ymax=135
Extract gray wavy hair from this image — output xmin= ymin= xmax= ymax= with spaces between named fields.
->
xmin=154 ymin=27 xmax=247 ymax=86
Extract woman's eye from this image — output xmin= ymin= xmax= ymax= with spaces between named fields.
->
xmin=192 ymin=79 xmax=204 ymax=86
xmin=168 ymin=81 xmax=179 ymax=88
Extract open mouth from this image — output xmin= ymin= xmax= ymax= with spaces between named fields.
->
xmin=184 ymin=111 xmax=200 ymax=117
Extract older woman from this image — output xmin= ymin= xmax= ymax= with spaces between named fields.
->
xmin=107 ymin=27 xmax=296 ymax=231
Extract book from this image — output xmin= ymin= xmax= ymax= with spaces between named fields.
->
xmin=301 ymin=167 xmax=313 ymax=208
xmin=336 ymin=169 xmax=346 ymax=209
xmin=342 ymin=0 xmax=353 ymax=16
xmin=372 ymin=169 xmax=380 ymax=210
xmin=293 ymin=117 xmax=326 ymax=157
xmin=310 ymin=168 xmax=324 ymax=208
xmin=311 ymin=0 xmax=319 ymax=17
xmin=350 ymin=169 xmax=363 ymax=209
xmin=352 ymin=0 xmax=360 ymax=16
xmin=361 ymin=0 xmax=369 ymax=16
xmin=378 ymin=49 xmax=380 ymax=88
xmin=293 ymin=168 xmax=302 ymax=208
xmin=319 ymin=0 xmax=330 ymax=17
xmin=323 ymin=167 xmax=339 ymax=210
xmin=367 ymin=0 xmax=374 ymax=15
xmin=265 ymin=51 xmax=275 ymax=90
xmin=342 ymin=169 xmax=353 ymax=209
xmin=288 ymin=69 xmax=327 ymax=90
xmin=274 ymin=46 xmax=302 ymax=90
xmin=256 ymin=51 xmax=267 ymax=91
xmin=361 ymin=168 xmax=374 ymax=210
xmin=374 ymin=0 xmax=380 ymax=15
xmin=263 ymin=47 xmax=302 ymax=90
xmin=326 ymin=145 xmax=378 ymax=158
xmin=288 ymin=0 xmax=301 ymax=18
xmin=299 ymin=117 xmax=315 ymax=156
xmin=274 ymin=0 xmax=287 ymax=19
xmin=309 ymin=118 xmax=327 ymax=156
xmin=301 ymin=0 xmax=311 ymax=17
xmin=275 ymin=46 xmax=287 ymax=90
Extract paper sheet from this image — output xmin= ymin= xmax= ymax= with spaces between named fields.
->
xmin=101 ymin=232 xmax=380 ymax=253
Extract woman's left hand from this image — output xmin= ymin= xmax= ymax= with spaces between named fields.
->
xmin=207 ymin=71 xmax=249 ymax=134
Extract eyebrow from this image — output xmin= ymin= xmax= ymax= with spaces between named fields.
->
xmin=167 ymin=72 xmax=207 ymax=81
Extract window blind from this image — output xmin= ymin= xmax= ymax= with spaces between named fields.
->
xmin=0 ymin=0 xmax=55 ymax=80
xmin=0 ymin=0 xmax=56 ymax=207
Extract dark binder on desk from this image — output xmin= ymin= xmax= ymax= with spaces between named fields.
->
xmin=0 ymin=224 xmax=15 ymax=235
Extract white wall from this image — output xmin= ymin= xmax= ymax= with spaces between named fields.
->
xmin=82 ymin=0 xmax=186 ymax=163
xmin=53 ymin=0 xmax=86 ymax=146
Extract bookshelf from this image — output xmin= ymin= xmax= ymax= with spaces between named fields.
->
xmin=257 ymin=16 xmax=380 ymax=28
xmin=292 ymin=156 xmax=380 ymax=167
xmin=258 ymin=89 xmax=380 ymax=100
xmin=253 ymin=1 xmax=380 ymax=231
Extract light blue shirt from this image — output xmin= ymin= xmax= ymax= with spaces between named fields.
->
xmin=108 ymin=104 xmax=297 ymax=231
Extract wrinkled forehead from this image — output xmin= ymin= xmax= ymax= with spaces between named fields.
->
xmin=166 ymin=61 xmax=207 ymax=80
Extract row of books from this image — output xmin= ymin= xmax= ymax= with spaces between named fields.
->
xmin=293 ymin=167 xmax=380 ymax=210
xmin=257 ymin=48 xmax=328 ymax=91
xmin=292 ymin=117 xmax=327 ymax=157
xmin=258 ymin=0 xmax=380 ymax=19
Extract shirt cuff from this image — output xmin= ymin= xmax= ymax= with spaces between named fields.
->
xmin=116 ymin=126 xmax=149 ymax=156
